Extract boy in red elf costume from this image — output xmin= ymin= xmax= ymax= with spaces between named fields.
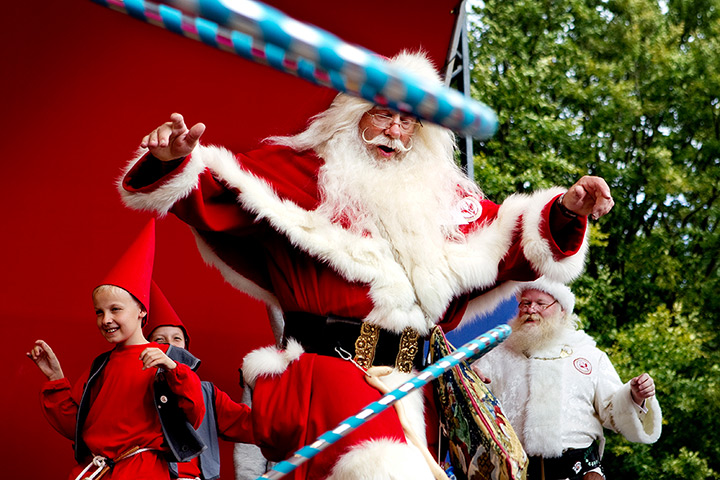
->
xmin=144 ymin=280 xmax=255 ymax=480
xmin=26 ymin=219 xmax=206 ymax=480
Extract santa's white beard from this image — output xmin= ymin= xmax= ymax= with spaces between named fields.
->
xmin=313 ymin=127 xmax=471 ymax=313
xmin=267 ymin=101 xmax=483 ymax=319
xmin=506 ymin=311 xmax=572 ymax=356
xmin=316 ymin=129 xmax=466 ymax=233
xmin=319 ymin=129 xmax=463 ymax=241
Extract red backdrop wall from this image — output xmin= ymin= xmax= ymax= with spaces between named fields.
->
xmin=2 ymin=1 xmax=462 ymax=477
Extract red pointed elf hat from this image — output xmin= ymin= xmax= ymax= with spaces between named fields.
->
xmin=145 ymin=280 xmax=191 ymax=350
xmin=96 ymin=218 xmax=156 ymax=312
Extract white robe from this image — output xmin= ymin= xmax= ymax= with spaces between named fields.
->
xmin=473 ymin=329 xmax=662 ymax=458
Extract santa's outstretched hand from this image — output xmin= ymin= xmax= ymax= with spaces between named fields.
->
xmin=562 ymin=175 xmax=615 ymax=220
xmin=141 ymin=113 xmax=206 ymax=162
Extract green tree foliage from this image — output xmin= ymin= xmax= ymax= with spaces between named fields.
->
xmin=468 ymin=0 xmax=720 ymax=477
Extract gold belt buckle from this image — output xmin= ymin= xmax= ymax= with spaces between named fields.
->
xmin=353 ymin=323 xmax=419 ymax=373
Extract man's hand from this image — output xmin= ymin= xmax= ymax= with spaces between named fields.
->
xmin=140 ymin=112 xmax=206 ymax=162
xmin=27 ymin=339 xmax=65 ymax=381
xmin=140 ymin=347 xmax=178 ymax=371
xmin=630 ymin=372 xmax=656 ymax=405
xmin=562 ymin=175 xmax=614 ymax=220
xmin=471 ymin=363 xmax=491 ymax=384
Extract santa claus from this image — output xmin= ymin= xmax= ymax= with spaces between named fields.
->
xmin=472 ymin=278 xmax=661 ymax=480
xmin=120 ymin=50 xmax=614 ymax=479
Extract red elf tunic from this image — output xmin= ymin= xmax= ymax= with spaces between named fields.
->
xmin=40 ymin=343 xmax=204 ymax=480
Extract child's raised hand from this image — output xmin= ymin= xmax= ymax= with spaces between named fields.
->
xmin=26 ymin=340 xmax=65 ymax=381
xmin=140 ymin=347 xmax=178 ymax=371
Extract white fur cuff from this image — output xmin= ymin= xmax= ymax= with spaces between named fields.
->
xmin=119 ymin=146 xmax=208 ymax=216
xmin=242 ymin=339 xmax=304 ymax=388
xmin=610 ymin=383 xmax=662 ymax=444
xmin=516 ymin=187 xmax=589 ymax=283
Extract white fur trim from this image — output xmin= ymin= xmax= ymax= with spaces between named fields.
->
xmin=122 ymin=143 xmax=589 ymax=334
xmin=458 ymin=281 xmax=521 ymax=327
xmin=118 ymin=147 xmax=206 ymax=216
xmin=327 ymin=439 xmax=434 ymax=480
xmin=607 ymin=383 xmax=662 ymax=446
xmin=518 ymin=187 xmax=589 ymax=283
xmin=192 ymin=228 xmax=282 ymax=309
xmin=523 ymin=353 xmax=566 ymax=456
xmin=242 ymin=339 xmax=304 ymax=388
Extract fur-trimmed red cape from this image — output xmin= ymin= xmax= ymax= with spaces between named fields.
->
xmin=121 ymin=143 xmax=588 ymax=335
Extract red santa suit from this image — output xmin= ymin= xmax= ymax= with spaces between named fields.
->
xmin=41 ymin=342 xmax=205 ymax=480
xmin=120 ymin=141 xmax=589 ymax=479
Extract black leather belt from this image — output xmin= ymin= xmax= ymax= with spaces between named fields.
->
xmin=282 ymin=311 xmax=425 ymax=372
xmin=528 ymin=442 xmax=602 ymax=479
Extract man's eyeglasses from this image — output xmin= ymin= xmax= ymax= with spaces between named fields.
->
xmin=367 ymin=112 xmax=421 ymax=133
xmin=518 ymin=300 xmax=558 ymax=312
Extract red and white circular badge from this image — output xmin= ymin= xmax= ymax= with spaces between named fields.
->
xmin=573 ymin=357 xmax=592 ymax=375
xmin=456 ymin=196 xmax=482 ymax=223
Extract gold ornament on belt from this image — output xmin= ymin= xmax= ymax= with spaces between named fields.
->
xmin=396 ymin=327 xmax=420 ymax=373
xmin=353 ymin=322 xmax=420 ymax=373
xmin=354 ymin=322 xmax=380 ymax=369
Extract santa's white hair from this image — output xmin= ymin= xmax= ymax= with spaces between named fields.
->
xmin=266 ymin=50 xmax=482 ymax=243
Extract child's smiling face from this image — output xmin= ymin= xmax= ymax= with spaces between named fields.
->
xmin=93 ymin=285 xmax=147 ymax=345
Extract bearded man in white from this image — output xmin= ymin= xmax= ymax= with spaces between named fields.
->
xmin=472 ymin=278 xmax=662 ymax=480
xmin=120 ymin=50 xmax=615 ymax=479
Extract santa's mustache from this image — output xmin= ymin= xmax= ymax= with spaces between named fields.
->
xmin=519 ymin=313 xmax=542 ymax=324
xmin=361 ymin=129 xmax=413 ymax=153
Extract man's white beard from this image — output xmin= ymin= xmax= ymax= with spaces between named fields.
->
xmin=312 ymin=127 xmax=472 ymax=312
xmin=319 ymin=128 xmax=464 ymax=244
xmin=506 ymin=310 xmax=573 ymax=356
xmin=267 ymin=100 xmax=483 ymax=318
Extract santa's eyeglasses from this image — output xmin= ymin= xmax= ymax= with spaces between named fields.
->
xmin=518 ymin=300 xmax=557 ymax=312
xmin=367 ymin=111 xmax=421 ymax=133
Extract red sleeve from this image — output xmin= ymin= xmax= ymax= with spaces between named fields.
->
xmin=545 ymin=193 xmax=587 ymax=258
xmin=164 ymin=363 xmax=206 ymax=429
xmin=460 ymin=194 xmax=588 ymax=295
xmin=39 ymin=373 xmax=87 ymax=440
xmin=125 ymin=153 xmax=258 ymax=233
xmin=213 ymin=385 xmax=254 ymax=443
xmin=122 ymin=146 xmax=322 ymax=233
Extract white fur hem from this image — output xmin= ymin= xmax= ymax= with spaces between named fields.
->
xmin=327 ymin=439 xmax=434 ymax=480
xmin=458 ymin=281 xmax=521 ymax=327
xmin=242 ymin=339 xmax=304 ymax=388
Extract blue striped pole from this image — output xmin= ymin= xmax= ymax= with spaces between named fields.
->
xmin=90 ymin=0 xmax=498 ymax=138
xmin=257 ymin=324 xmax=512 ymax=479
